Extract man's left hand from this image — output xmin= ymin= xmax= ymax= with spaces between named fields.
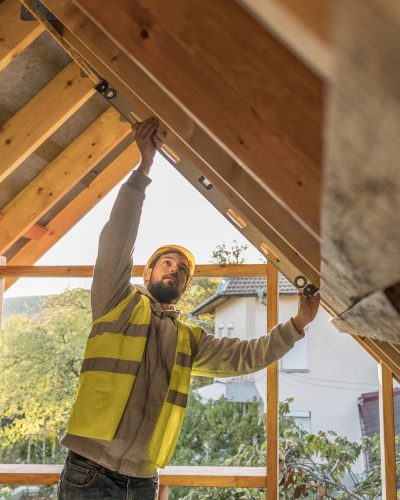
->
xmin=292 ymin=293 xmax=320 ymax=333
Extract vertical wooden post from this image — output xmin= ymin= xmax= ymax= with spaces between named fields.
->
xmin=0 ymin=256 xmax=6 ymax=329
xmin=266 ymin=262 xmax=279 ymax=499
xmin=379 ymin=361 xmax=396 ymax=499
xmin=158 ymin=485 xmax=169 ymax=499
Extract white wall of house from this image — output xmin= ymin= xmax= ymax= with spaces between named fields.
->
xmin=212 ymin=294 xmax=379 ymax=473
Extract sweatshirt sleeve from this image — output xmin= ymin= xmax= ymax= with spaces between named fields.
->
xmin=191 ymin=319 xmax=304 ymax=377
xmin=91 ymin=169 xmax=152 ymax=320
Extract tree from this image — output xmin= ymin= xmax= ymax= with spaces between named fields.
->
xmin=211 ymin=240 xmax=249 ymax=265
xmin=0 ymin=288 xmax=91 ymax=464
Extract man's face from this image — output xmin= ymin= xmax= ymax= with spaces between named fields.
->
xmin=145 ymin=252 xmax=189 ymax=304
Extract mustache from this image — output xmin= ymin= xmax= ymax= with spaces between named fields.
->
xmin=163 ymin=274 xmax=178 ymax=283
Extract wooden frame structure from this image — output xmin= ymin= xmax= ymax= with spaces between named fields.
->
xmin=0 ymin=263 xmax=275 ymax=497
xmin=0 ymin=264 xmax=397 ymax=497
xmin=0 ymin=0 xmax=399 ymax=496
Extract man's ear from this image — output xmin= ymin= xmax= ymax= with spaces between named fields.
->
xmin=143 ymin=267 xmax=152 ymax=285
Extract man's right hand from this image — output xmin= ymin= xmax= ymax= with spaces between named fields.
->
xmin=134 ymin=116 xmax=159 ymax=176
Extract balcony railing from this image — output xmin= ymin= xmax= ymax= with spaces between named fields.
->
xmin=0 ymin=465 xmax=267 ymax=498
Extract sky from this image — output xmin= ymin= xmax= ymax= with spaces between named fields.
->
xmin=5 ymin=153 xmax=264 ymax=298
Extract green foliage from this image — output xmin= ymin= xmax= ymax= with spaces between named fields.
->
xmin=179 ymin=276 xmax=219 ymax=331
xmin=172 ymin=392 xmax=264 ymax=467
xmin=170 ymin=397 xmax=387 ymax=499
xmin=0 ymin=288 xmax=91 ymax=464
xmin=210 ymin=240 xmax=249 ymax=265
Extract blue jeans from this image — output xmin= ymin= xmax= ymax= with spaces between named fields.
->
xmin=57 ymin=451 xmax=159 ymax=499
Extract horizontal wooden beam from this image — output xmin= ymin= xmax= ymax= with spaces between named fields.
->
xmin=0 ymin=264 xmax=268 ymax=278
xmin=0 ymin=0 xmax=44 ymax=72
xmin=0 ymin=62 xmax=94 ymax=183
xmin=160 ymin=466 xmax=267 ymax=488
xmin=0 ymin=464 xmax=267 ymax=488
xmin=0 ymin=107 xmax=132 ymax=254
xmin=4 ymin=142 xmax=141 ymax=290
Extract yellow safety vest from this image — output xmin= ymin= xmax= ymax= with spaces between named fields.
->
xmin=67 ymin=287 xmax=202 ymax=467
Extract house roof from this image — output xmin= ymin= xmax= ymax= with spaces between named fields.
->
xmin=358 ymin=389 xmax=400 ymax=436
xmin=0 ymin=0 xmax=399 ymax=377
xmin=191 ymin=275 xmax=297 ymax=316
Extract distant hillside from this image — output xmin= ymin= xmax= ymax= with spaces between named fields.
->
xmin=3 ymin=295 xmax=47 ymax=318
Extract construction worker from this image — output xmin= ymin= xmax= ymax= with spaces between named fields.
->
xmin=57 ymin=117 xmax=320 ymax=499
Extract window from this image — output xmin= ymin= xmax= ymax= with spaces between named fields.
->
xmin=290 ymin=410 xmax=311 ymax=433
xmin=217 ymin=323 xmax=224 ymax=338
xmin=227 ymin=322 xmax=235 ymax=337
xmin=280 ymin=336 xmax=308 ymax=372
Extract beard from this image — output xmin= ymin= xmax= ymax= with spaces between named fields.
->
xmin=147 ymin=279 xmax=181 ymax=304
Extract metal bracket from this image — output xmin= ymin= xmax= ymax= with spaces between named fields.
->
xmin=21 ymin=0 xmax=57 ymax=21
xmin=303 ymin=283 xmax=319 ymax=298
xmin=95 ymin=79 xmax=117 ymax=100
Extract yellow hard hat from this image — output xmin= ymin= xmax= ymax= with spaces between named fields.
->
xmin=144 ymin=245 xmax=195 ymax=286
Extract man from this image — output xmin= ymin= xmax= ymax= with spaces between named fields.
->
xmin=58 ymin=117 xmax=320 ymax=499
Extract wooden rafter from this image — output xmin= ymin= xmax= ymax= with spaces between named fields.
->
xmin=0 ymin=62 xmax=94 ymax=183
xmin=39 ymin=0 xmax=321 ymax=290
xmin=239 ymin=0 xmax=334 ymax=80
xmin=4 ymin=141 xmax=141 ymax=290
xmin=0 ymin=214 xmax=47 ymax=241
xmin=73 ymin=0 xmax=324 ymax=237
xmin=0 ymin=107 xmax=131 ymax=254
xmin=0 ymin=0 xmax=44 ymax=72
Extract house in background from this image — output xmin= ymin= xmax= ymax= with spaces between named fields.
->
xmin=191 ymin=276 xmax=380 ymax=473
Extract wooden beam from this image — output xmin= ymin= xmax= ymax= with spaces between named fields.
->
xmin=239 ymin=0 xmax=334 ymax=80
xmin=159 ymin=466 xmax=267 ymax=488
xmin=39 ymin=0 xmax=321 ymax=289
xmin=24 ymin=224 xmax=48 ymax=241
xmin=0 ymin=107 xmax=131 ymax=254
xmin=158 ymin=486 xmax=169 ymax=499
xmin=0 ymin=0 xmax=44 ymax=72
xmin=4 ymin=142 xmax=141 ymax=290
xmin=0 ymin=264 xmax=268 ymax=278
xmin=0 ymin=62 xmax=94 ymax=183
xmin=74 ymin=0 xmax=323 ymax=237
xmin=379 ymin=363 xmax=397 ymax=499
xmin=0 ymin=464 xmax=267 ymax=488
xmin=266 ymin=262 xmax=279 ymax=499
xmin=365 ymin=339 xmax=400 ymax=379
xmin=0 ymin=214 xmax=47 ymax=241
xmin=0 ymin=256 xmax=5 ymax=328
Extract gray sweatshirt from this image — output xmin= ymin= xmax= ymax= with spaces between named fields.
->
xmin=61 ymin=169 xmax=304 ymax=477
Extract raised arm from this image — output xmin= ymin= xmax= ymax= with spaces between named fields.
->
xmin=91 ymin=117 xmax=159 ymax=319
xmin=192 ymin=293 xmax=320 ymax=377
